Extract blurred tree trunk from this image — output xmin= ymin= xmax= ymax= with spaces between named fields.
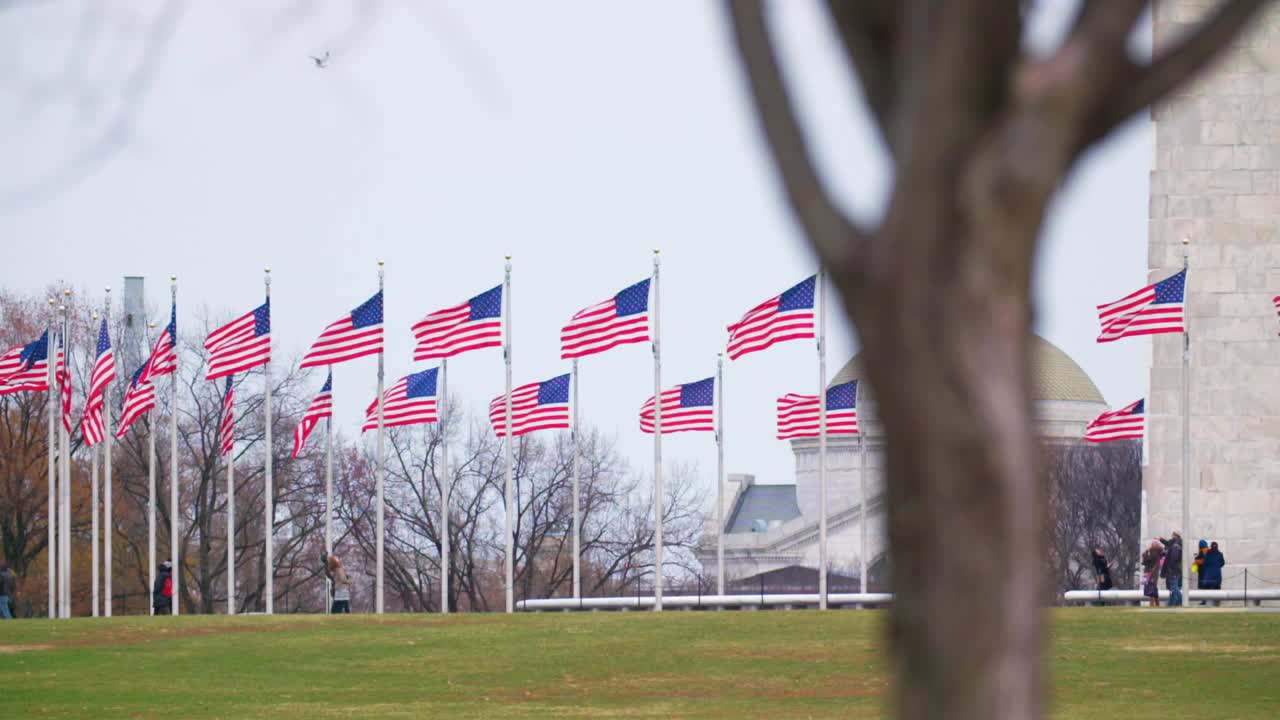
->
xmin=725 ymin=1 xmax=1268 ymax=718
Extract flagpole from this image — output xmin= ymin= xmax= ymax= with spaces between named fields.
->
xmin=1181 ymin=237 xmax=1191 ymax=599
xmin=91 ymin=311 xmax=101 ymax=618
xmin=227 ymin=397 xmax=236 ymax=616
xmin=104 ymin=288 xmax=115 ymax=617
xmin=325 ymin=373 xmax=334 ymax=557
xmin=376 ymin=261 xmax=386 ymax=615
xmin=60 ymin=293 xmax=72 ymax=618
xmin=504 ymin=256 xmax=515 ymax=614
xmin=169 ymin=278 xmax=179 ymax=616
xmin=859 ymin=428 xmax=867 ymax=595
xmin=262 ymin=269 xmax=274 ymax=615
xmin=440 ymin=358 xmax=450 ymax=614
xmin=46 ymin=298 xmax=56 ymax=618
xmin=715 ymin=353 xmax=725 ymax=597
xmin=146 ymin=320 xmax=156 ymax=616
xmin=817 ymin=271 xmax=828 ymax=610
xmin=652 ymin=249 xmax=663 ymax=612
xmin=571 ymin=357 xmax=581 ymax=601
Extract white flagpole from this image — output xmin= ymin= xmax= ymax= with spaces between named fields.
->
xmin=1180 ymin=237 xmax=1191 ymax=598
xmin=652 ymin=249 xmax=663 ymax=612
xmin=504 ymin=256 xmax=515 ymax=614
xmin=859 ymin=424 xmax=867 ymax=595
xmin=715 ymin=353 xmax=725 ymax=596
xmin=571 ymin=357 xmax=581 ymax=601
xmin=440 ymin=359 xmax=450 ymax=614
xmin=817 ymin=271 xmax=828 ymax=610
xmin=263 ymin=269 xmax=274 ymax=615
xmin=376 ymin=261 xmax=386 ymax=614
xmin=46 ymin=298 xmax=56 ymax=618
xmin=60 ymin=294 xmax=72 ymax=618
xmin=169 ymin=279 xmax=179 ymax=616
xmin=147 ymin=321 xmax=156 ymax=616
xmin=91 ymin=312 xmax=100 ymax=618
xmin=104 ymin=288 xmax=115 ymax=617
xmin=325 ymin=373 xmax=334 ymax=556
xmin=227 ymin=404 xmax=236 ymax=616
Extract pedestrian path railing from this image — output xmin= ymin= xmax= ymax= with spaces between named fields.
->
xmin=1063 ymin=589 xmax=1280 ymax=606
xmin=516 ymin=592 xmax=894 ymax=611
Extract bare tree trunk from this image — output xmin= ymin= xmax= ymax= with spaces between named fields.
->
xmin=724 ymin=1 xmax=1269 ymax=717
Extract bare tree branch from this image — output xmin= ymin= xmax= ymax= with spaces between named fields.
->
xmin=724 ymin=0 xmax=868 ymax=277
xmin=1085 ymin=0 xmax=1270 ymax=146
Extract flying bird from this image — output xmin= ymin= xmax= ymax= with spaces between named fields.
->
xmin=310 ymin=51 xmax=330 ymax=69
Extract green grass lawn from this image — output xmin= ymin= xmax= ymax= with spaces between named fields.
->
xmin=2 ymin=608 xmax=1277 ymax=719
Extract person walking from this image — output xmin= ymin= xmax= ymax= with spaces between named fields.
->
xmin=327 ymin=555 xmax=351 ymax=614
xmin=0 ymin=562 xmax=17 ymax=619
xmin=1160 ymin=532 xmax=1184 ymax=607
xmin=153 ymin=561 xmax=174 ymax=615
xmin=1193 ymin=540 xmax=1208 ymax=590
xmin=1092 ymin=548 xmax=1114 ymax=591
xmin=1141 ymin=539 xmax=1164 ymax=608
xmin=1201 ymin=541 xmax=1226 ymax=591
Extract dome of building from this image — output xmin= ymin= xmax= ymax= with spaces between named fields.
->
xmin=829 ymin=335 xmax=1104 ymax=403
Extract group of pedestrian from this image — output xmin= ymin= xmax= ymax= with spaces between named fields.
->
xmin=1136 ymin=532 xmax=1226 ymax=607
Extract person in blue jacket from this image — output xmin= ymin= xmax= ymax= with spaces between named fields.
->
xmin=1200 ymin=541 xmax=1225 ymax=591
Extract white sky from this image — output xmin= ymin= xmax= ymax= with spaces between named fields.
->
xmin=1 ymin=1 xmax=1150 ymax=490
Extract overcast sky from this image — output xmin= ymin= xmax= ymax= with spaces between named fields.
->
xmin=1 ymin=1 xmax=1151 ymax=492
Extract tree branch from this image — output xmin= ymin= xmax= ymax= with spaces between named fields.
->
xmin=823 ymin=0 xmax=898 ymax=150
xmin=724 ymin=0 xmax=869 ymax=275
xmin=1084 ymin=0 xmax=1270 ymax=146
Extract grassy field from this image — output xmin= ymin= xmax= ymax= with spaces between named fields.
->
xmin=2 ymin=608 xmax=1278 ymax=719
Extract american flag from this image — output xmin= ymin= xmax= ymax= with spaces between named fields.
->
xmin=292 ymin=371 xmax=333 ymax=457
xmin=205 ymin=301 xmax=270 ymax=380
xmin=363 ymin=367 xmax=439 ymax=432
xmin=561 ymin=278 xmax=650 ymax=359
xmin=489 ymin=373 xmax=570 ymax=438
xmin=115 ymin=365 xmax=156 ymax=439
xmin=412 ymin=285 xmax=503 ymax=360
xmin=1084 ymin=399 xmax=1144 ymax=442
xmin=726 ymin=276 xmax=817 ymax=360
xmin=1097 ymin=270 xmax=1185 ymax=343
xmin=776 ymin=381 xmax=859 ymax=440
xmin=56 ymin=340 xmax=72 ymax=433
xmin=142 ymin=303 xmax=178 ymax=382
xmin=217 ymin=377 xmax=235 ymax=457
xmin=640 ymin=377 xmax=715 ymax=433
xmin=0 ymin=331 xmax=50 ymax=394
xmin=300 ymin=291 xmax=384 ymax=368
xmin=82 ymin=319 xmax=117 ymax=446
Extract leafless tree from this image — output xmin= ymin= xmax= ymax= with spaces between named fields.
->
xmin=724 ymin=1 xmax=1267 ymax=717
xmin=1046 ymin=441 xmax=1141 ymax=594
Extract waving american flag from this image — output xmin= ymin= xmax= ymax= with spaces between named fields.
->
xmin=726 ymin=276 xmax=816 ymax=360
xmin=301 ymin=291 xmax=384 ymax=368
xmin=0 ymin=331 xmax=50 ymax=395
xmin=219 ymin=377 xmax=235 ymax=457
xmin=82 ymin=319 xmax=117 ymax=446
xmin=363 ymin=367 xmax=439 ymax=432
xmin=776 ymin=381 xmax=858 ymax=440
xmin=561 ymin=278 xmax=650 ymax=359
xmin=292 ymin=371 xmax=333 ymax=458
xmin=116 ymin=365 xmax=156 ymax=439
xmin=489 ymin=374 xmax=570 ymax=437
xmin=206 ymin=301 xmax=270 ymax=380
xmin=142 ymin=303 xmax=178 ymax=382
xmin=1084 ymin=399 xmax=1144 ymax=442
xmin=413 ymin=285 xmax=503 ymax=360
xmin=640 ymin=377 xmax=715 ymax=434
xmin=1097 ymin=270 xmax=1185 ymax=343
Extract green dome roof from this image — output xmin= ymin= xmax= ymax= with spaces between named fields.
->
xmin=830 ymin=336 xmax=1104 ymax=403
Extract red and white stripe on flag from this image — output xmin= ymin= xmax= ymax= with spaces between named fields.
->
xmin=57 ymin=351 xmax=72 ymax=433
xmin=1096 ymin=271 xmax=1185 ymax=343
xmin=488 ymin=376 xmax=570 ymax=438
xmin=205 ymin=303 xmax=270 ymax=380
xmin=560 ymin=279 xmax=650 ymax=359
xmin=775 ymin=394 xmax=858 ymax=440
xmin=293 ymin=373 xmax=333 ymax=458
xmin=116 ymin=375 xmax=157 ymax=439
xmin=1084 ymin=399 xmax=1144 ymax=442
xmin=219 ymin=379 xmax=235 ymax=457
xmin=412 ymin=286 xmax=503 ymax=361
xmin=725 ymin=276 xmax=817 ymax=360
xmin=639 ymin=383 xmax=715 ymax=434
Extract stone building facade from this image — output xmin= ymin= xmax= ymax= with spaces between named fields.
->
xmin=1146 ymin=1 xmax=1280 ymax=584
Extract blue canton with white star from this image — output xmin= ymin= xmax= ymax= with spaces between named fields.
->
xmin=351 ymin=291 xmax=383 ymax=328
xmin=1153 ymin=270 xmax=1185 ymax=304
xmin=614 ymin=278 xmax=650 ymax=317
xmin=778 ymin=275 xmax=816 ymax=311
xmin=826 ymin=381 xmax=857 ymax=410
xmin=406 ymin=367 xmax=439 ymax=398
xmin=253 ymin=300 xmax=271 ymax=336
xmin=538 ymin=373 xmax=570 ymax=404
xmin=680 ymin=377 xmax=715 ymax=407
xmin=19 ymin=331 xmax=48 ymax=367
xmin=96 ymin=320 xmax=111 ymax=355
xmin=469 ymin=285 xmax=503 ymax=321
